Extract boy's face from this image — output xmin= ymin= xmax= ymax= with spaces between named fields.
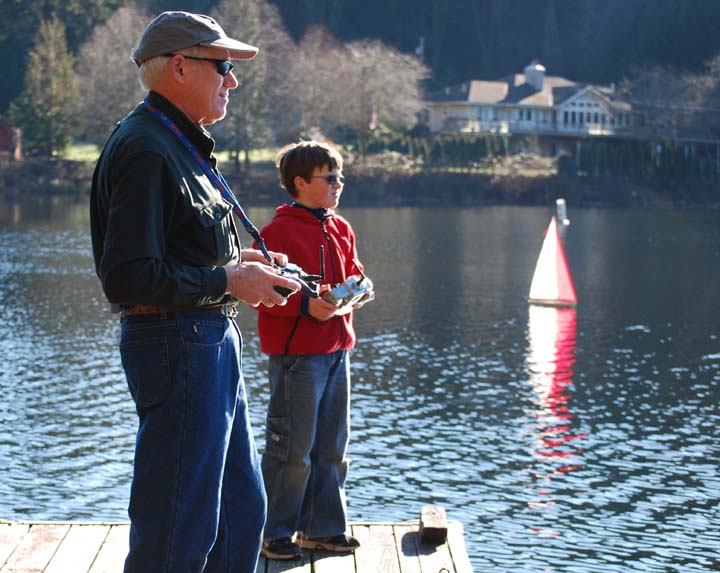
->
xmin=294 ymin=164 xmax=344 ymax=210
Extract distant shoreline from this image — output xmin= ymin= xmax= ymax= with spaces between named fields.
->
xmin=1 ymin=157 xmax=719 ymax=210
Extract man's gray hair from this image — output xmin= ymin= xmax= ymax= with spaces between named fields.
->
xmin=137 ymin=45 xmax=207 ymax=91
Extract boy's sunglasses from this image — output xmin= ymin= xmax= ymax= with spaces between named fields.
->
xmin=165 ymin=53 xmax=235 ymax=77
xmin=312 ymin=174 xmax=344 ymax=185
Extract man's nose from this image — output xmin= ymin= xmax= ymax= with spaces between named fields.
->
xmin=225 ymin=70 xmax=239 ymax=89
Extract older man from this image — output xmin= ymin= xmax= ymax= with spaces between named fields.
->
xmin=90 ymin=11 xmax=298 ymax=573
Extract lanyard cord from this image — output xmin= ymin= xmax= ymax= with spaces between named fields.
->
xmin=143 ymin=98 xmax=274 ymax=264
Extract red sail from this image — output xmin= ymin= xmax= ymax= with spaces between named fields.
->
xmin=529 ymin=216 xmax=577 ymax=307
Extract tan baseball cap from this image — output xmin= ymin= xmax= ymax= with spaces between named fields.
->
xmin=132 ymin=11 xmax=258 ymax=66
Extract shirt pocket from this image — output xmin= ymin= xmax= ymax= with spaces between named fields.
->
xmin=195 ymin=199 xmax=235 ymax=265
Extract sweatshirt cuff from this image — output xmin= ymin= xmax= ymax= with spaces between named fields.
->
xmin=300 ymin=294 xmax=311 ymax=316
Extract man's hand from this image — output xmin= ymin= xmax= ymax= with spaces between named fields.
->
xmin=225 ymin=262 xmax=299 ymax=307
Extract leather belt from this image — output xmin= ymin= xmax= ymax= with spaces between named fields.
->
xmin=121 ymin=303 xmax=238 ymax=318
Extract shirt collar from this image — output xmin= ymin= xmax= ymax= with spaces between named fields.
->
xmin=291 ymin=202 xmax=330 ymax=221
xmin=146 ymin=91 xmax=217 ymax=166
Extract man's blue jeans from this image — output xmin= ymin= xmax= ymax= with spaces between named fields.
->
xmin=261 ymin=350 xmax=350 ymax=540
xmin=119 ymin=310 xmax=266 ymax=573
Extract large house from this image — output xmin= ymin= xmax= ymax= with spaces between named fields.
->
xmin=426 ymin=62 xmax=643 ymax=147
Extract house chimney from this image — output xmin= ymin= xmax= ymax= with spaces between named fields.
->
xmin=524 ymin=61 xmax=546 ymax=91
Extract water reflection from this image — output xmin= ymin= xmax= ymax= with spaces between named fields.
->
xmin=525 ymin=305 xmax=587 ymax=534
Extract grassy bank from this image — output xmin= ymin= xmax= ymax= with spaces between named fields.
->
xmin=2 ymin=150 xmax=719 ymax=210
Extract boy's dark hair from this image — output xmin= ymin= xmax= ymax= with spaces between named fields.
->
xmin=275 ymin=140 xmax=344 ymax=197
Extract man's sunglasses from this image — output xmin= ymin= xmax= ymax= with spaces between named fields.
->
xmin=165 ymin=53 xmax=235 ymax=77
xmin=312 ymin=174 xmax=344 ymax=185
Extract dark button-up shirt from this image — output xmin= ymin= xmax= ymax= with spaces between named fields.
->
xmin=90 ymin=91 xmax=241 ymax=311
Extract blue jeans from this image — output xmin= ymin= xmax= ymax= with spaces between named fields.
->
xmin=119 ymin=310 xmax=266 ymax=573
xmin=261 ymin=350 xmax=351 ymax=540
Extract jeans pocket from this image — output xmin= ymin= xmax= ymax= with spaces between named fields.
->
xmin=120 ymin=336 xmax=172 ymax=408
xmin=265 ymin=416 xmax=289 ymax=462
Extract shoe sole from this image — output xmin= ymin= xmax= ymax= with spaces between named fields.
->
xmin=260 ymin=549 xmax=302 ymax=561
xmin=296 ymin=541 xmax=358 ymax=553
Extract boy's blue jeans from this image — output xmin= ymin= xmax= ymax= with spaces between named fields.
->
xmin=261 ymin=350 xmax=351 ymax=540
xmin=119 ymin=310 xmax=266 ymax=573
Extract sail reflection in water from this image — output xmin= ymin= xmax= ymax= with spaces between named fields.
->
xmin=525 ymin=305 xmax=587 ymax=531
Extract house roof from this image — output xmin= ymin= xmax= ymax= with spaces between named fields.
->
xmin=428 ymin=70 xmax=631 ymax=110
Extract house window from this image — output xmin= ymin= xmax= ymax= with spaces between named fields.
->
xmin=594 ymin=113 xmax=599 ymax=124
xmin=563 ymin=111 xmax=569 ymax=125
xmin=526 ymin=109 xmax=532 ymax=121
xmin=571 ymin=111 xmax=576 ymax=126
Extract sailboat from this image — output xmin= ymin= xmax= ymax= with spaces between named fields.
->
xmin=528 ymin=216 xmax=577 ymax=307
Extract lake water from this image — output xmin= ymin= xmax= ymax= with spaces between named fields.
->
xmin=1 ymin=195 xmax=718 ymax=572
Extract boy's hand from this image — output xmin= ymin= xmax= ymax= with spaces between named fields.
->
xmin=308 ymin=295 xmax=340 ymax=322
xmin=241 ymin=248 xmax=289 ymax=267
xmin=352 ymin=289 xmax=375 ymax=310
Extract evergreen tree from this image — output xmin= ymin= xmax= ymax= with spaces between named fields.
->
xmin=9 ymin=18 xmax=80 ymax=157
xmin=0 ymin=0 xmax=124 ymax=114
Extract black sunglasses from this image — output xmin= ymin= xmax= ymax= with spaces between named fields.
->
xmin=165 ymin=53 xmax=235 ymax=77
xmin=312 ymin=174 xmax=344 ymax=185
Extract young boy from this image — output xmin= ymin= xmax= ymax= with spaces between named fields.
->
xmin=255 ymin=140 xmax=373 ymax=560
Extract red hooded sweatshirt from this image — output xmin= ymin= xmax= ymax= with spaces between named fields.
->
xmin=255 ymin=204 xmax=363 ymax=355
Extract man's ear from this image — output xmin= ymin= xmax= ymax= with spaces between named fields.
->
xmin=168 ymin=55 xmax=186 ymax=82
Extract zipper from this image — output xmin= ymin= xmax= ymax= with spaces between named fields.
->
xmin=321 ymin=220 xmax=339 ymax=285
xmin=284 ymin=215 xmax=342 ymax=355
xmin=320 ymin=218 xmax=348 ymax=348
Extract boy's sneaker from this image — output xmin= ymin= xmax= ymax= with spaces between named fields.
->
xmin=261 ymin=537 xmax=303 ymax=560
xmin=297 ymin=533 xmax=360 ymax=553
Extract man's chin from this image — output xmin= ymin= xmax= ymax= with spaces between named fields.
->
xmin=200 ymin=111 xmax=227 ymax=126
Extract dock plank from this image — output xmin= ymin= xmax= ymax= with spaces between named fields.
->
xmin=1 ymin=523 xmax=69 ymax=573
xmin=0 ymin=518 xmax=471 ymax=572
xmin=88 ymin=525 xmax=128 ymax=573
xmin=265 ymin=549 xmax=311 ymax=573
xmin=309 ymin=548 xmax=356 ymax=573
xmin=392 ymin=524 xmax=423 ymax=573
xmin=415 ymin=527 xmax=455 ymax=573
xmin=45 ymin=525 xmax=109 ymax=573
xmin=446 ymin=521 xmax=473 ymax=573
xmin=351 ymin=524 xmax=400 ymax=573
xmin=0 ymin=524 xmax=30 ymax=568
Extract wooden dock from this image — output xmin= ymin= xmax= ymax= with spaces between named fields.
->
xmin=1 ymin=519 xmax=472 ymax=572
